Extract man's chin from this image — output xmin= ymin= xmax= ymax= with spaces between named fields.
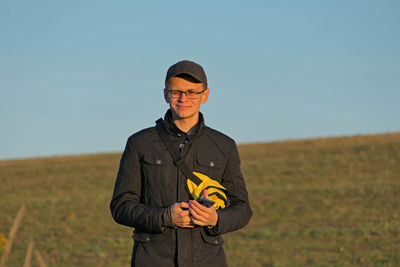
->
xmin=172 ymin=111 xmax=196 ymax=120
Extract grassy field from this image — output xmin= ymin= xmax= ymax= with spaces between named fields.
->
xmin=0 ymin=133 xmax=399 ymax=266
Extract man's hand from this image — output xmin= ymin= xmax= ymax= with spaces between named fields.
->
xmin=170 ymin=202 xmax=194 ymax=228
xmin=189 ymin=190 xmax=218 ymax=227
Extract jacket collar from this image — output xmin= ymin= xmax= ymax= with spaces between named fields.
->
xmin=159 ymin=109 xmax=205 ymax=137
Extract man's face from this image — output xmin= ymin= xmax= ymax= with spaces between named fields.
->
xmin=164 ymin=76 xmax=209 ymax=121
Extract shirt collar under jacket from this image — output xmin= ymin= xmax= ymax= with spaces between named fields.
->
xmin=163 ymin=109 xmax=205 ymax=138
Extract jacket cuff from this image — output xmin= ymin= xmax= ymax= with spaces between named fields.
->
xmin=204 ymin=210 xmax=221 ymax=236
xmin=161 ymin=206 xmax=174 ymax=229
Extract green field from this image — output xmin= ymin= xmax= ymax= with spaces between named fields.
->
xmin=1 ymin=133 xmax=399 ymax=266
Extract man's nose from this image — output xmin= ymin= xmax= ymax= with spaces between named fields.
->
xmin=178 ymin=91 xmax=189 ymax=101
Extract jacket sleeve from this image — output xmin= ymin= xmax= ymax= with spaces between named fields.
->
xmin=206 ymin=142 xmax=252 ymax=235
xmin=110 ymin=137 xmax=173 ymax=234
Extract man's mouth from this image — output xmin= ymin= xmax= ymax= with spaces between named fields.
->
xmin=177 ymin=105 xmax=191 ymax=109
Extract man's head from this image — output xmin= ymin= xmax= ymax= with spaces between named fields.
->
xmin=164 ymin=60 xmax=209 ymax=121
xmin=165 ymin=60 xmax=208 ymax=89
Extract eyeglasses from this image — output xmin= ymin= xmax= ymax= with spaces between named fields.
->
xmin=167 ymin=88 xmax=206 ymax=99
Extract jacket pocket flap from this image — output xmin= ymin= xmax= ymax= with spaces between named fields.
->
xmin=132 ymin=232 xmax=166 ymax=243
xmin=143 ymin=152 xmax=171 ymax=166
xmin=200 ymin=230 xmax=224 ymax=246
xmin=196 ymin=155 xmax=223 ymax=168
xmin=143 ymin=154 xmax=163 ymax=166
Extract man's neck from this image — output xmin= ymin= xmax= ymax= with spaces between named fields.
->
xmin=172 ymin=114 xmax=199 ymax=134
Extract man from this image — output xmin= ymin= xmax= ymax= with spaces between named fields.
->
xmin=110 ymin=60 xmax=252 ymax=267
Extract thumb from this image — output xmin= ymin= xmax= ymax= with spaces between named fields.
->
xmin=203 ymin=189 xmax=210 ymax=199
xmin=180 ymin=202 xmax=190 ymax=209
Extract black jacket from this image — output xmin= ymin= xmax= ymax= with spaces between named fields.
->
xmin=110 ymin=110 xmax=252 ymax=267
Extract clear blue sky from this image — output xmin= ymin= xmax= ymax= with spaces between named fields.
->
xmin=1 ymin=0 xmax=399 ymax=159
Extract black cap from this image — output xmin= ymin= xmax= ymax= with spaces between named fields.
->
xmin=165 ymin=60 xmax=207 ymax=87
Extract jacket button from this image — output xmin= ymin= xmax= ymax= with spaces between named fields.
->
xmin=156 ymin=159 xmax=162 ymax=165
xmin=210 ymin=161 xmax=215 ymax=167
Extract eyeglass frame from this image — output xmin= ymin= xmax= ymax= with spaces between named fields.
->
xmin=166 ymin=88 xmax=207 ymax=99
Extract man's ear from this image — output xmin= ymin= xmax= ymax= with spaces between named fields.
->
xmin=164 ymin=88 xmax=170 ymax=104
xmin=201 ymin=88 xmax=209 ymax=104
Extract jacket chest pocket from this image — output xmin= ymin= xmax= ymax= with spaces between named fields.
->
xmin=195 ymin=154 xmax=225 ymax=182
xmin=142 ymin=153 xmax=172 ymax=187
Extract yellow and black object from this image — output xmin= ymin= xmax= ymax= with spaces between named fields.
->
xmin=187 ymin=171 xmax=228 ymax=209
xmin=156 ymin=119 xmax=229 ymax=210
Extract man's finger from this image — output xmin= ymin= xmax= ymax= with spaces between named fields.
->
xmin=191 ymin=200 xmax=210 ymax=212
xmin=180 ymin=202 xmax=190 ymax=209
xmin=190 ymin=201 xmax=209 ymax=217
xmin=203 ymin=189 xmax=210 ymax=199
xmin=190 ymin=216 xmax=206 ymax=226
xmin=181 ymin=223 xmax=194 ymax=228
xmin=180 ymin=210 xmax=190 ymax=217
xmin=189 ymin=206 xmax=201 ymax=219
